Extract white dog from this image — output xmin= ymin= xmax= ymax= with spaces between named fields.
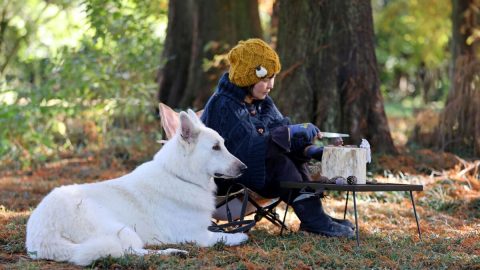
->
xmin=26 ymin=110 xmax=248 ymax=266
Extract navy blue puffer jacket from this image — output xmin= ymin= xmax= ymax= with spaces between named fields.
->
xmin=201 ymin=73 xmax=290 ymax=190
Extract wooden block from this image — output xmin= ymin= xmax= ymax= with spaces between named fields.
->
xmin=321 ymin=146 xmax=368 ymax=184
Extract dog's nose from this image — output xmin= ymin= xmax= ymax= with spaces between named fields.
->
xmin=239 ymin=163 xmax=248 ymax=173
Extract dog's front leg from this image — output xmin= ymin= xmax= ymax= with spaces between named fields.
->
xmin=204 ymin=231 xmax=248 ymax=247
xmin=126 ymin=248 xmax=188 ymax=258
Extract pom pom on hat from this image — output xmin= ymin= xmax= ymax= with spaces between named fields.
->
xmin=227 ymin=38 xmax=281 ymax=87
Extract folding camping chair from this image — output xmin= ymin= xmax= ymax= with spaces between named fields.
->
xmin=158 ymin=103 xmax=287 ymax=232
xmin=211 ymin=180 xmax=285 ymax=232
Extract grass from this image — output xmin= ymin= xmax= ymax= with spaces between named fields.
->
xmin=1 ymin=213 xmax=479 ymax=269
xmin=0 ymin=146 xmax=479 ymax=269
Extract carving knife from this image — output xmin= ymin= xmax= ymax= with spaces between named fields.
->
xmin=320 ymin=132 xmax=350 ymax=138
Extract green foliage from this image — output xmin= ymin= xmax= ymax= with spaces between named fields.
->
xmin=0 ymin=0 xmax=167 ymax=170
xmin=373 ymin=0 xmax=452 ymax=102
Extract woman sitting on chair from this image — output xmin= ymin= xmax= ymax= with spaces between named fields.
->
xmin=201 ymin=39 xmax=354 ymax=237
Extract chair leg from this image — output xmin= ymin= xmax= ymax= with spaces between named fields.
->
xmin=280 ymin=190 xmax=292 ymax=236
xmin=409 ymin=191 xmax=422 ymax=241
xmin=353 ymin=191 xmax=360 ymax=247
xmin=263 ymin=211 xmax=287 ymax=230
xmin=248 ymin=196 xmax=288 ymax=231
xmin=344 ymin=191 xmax=349 ymax=220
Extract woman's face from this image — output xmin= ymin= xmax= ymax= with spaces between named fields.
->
xmin=251 ymin=76 xmax=275 ymax=100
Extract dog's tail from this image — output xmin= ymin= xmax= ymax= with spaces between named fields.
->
xmin=70 ymin=236 xmax=123 ymax=266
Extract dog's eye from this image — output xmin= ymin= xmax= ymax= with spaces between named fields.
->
xmin=212 ymin=144 xmax=221 ymax=151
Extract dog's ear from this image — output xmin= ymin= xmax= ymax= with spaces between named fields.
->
xmin=158 ymin=103 xmax=180 ymax=140
xmin=179 ymin=111 xmax=199 ymax=143
xmin=187 ymin=109 xmax=202 ymax=125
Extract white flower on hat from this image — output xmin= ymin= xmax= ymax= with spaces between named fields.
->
xmin=255 ymin=66 xmax=268 ymax=78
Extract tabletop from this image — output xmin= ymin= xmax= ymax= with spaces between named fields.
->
xmin=280 ymin=182 xmax=423 ymax=192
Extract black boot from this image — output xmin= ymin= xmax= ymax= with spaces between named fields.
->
xmin=292 ymin=196 xmax=354 ymax=237
xmin=298 ymin=190 xmax=355 ymax=230
xmin=331 ymin=217 xmax=355 ymax=230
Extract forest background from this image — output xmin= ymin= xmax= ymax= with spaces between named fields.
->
xmin=0 ymin=0 xmax=479 ymax=269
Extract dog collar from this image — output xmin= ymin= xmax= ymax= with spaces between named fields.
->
xmin=165 ymin=167 xmax=208 ymax=191
xmin=176 ymin=174 xmax=207 ymax=191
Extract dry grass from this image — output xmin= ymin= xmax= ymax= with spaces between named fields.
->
xmin=0 ymin=149 xmax=479 ymax=269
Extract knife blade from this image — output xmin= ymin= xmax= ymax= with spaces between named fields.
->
xmin=320 ymin=132 xmax=350 ymax=138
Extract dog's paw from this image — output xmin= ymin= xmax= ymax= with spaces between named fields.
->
xmin=225 ymin=233 xmax=248 ymax=246
xmin=169 ymin=249 xmax=189 ymax=258
xmin=153 ymin=248 xmax=188 ymax=258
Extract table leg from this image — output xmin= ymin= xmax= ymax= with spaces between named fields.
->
xmin=343 ymin=191 xmax=349 ymax=219
xmin=409 ymin=191 xmax=422 ymax=240
xmin=280 ymin=190 xmax=292 ymax=236
xmin=353 ymin=191 xmax=360 ymax=247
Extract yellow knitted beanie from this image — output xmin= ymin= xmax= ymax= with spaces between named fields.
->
xmin=227 ymin=38 xmax=281 ymax=87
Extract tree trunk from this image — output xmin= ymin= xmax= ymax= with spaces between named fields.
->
xmin=182 ymin=0 xmax=262 ymax=109
xmin=270 ymin=0 xmax=280 ymax=42
xmin=156 ymin=0 xmax=194 ymax=108
xmin=157 ymin=0 xmax=262 ymax=109
xmin=435 ymin=0 xmax=479 ymax=156
xmin=274 ymin=0 xmax=396 ymax=154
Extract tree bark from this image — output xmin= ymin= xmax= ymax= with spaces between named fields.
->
xmin=183 ymin=0 xmax=262 ymax=109
xmin=158 ymin=0 xmax=262 ymax=109
xmin=274 ymin=0 xmax=397 ymax=154
xmin=435 ymin=0 xmax=479 ymax=156
xmin=156 ymin=0 xmax=194 ymax=107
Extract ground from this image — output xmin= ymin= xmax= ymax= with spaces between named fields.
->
xmin=0 ymin=147 xmax=479 ymax=269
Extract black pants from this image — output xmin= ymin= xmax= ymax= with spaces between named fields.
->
xmin=215 ymin=126 xmax=312 ymax=201
xmin=253 ymin=140 xmax=312 ymax=202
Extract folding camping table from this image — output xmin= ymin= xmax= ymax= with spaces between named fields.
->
xmin=279 ymin=182 xmax=423 ymax=246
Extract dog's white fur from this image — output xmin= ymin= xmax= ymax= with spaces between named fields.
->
xmin=26 ymin=110 xmax=248 ymax=266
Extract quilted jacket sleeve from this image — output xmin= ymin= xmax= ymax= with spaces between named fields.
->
xmin=258 ymin=96 xmax=290 ymax=129
xmin=201 ymin=94 xmax=269 ymax=190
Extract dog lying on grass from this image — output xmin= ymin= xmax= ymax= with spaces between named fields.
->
xmin=26 ymin=110 xmax=248 ymax=266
